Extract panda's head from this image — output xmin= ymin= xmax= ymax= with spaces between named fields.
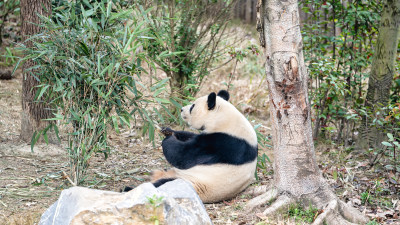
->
xmin=181 ymin=90 xmax=257 ymax=146
xmin=181 ymin=90 xmax=230 ymax=131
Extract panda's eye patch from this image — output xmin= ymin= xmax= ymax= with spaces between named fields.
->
xmin=190 ymin=104 xmax=195 ymax=113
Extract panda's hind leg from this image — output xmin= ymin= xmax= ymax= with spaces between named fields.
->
xmin=151 ymin=169 xmax=176 ymax=181
xmin=153 ymin=178 xmax=176 ymax=187
xmin=151 ymin=168 xmax=177 ymax=187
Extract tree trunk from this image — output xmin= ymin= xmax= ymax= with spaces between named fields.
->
xmin=246 ymin=1 xmax=368 ymax=224
xmin=20 ymin=0 xmax=53 ymax=143
xmin=245 ymin=0 xmax=252 ymax=23
xmin=359 ymin=0 xmax=400 ymax=150
xmin=260 ymin=0 xmax=325 ymax=199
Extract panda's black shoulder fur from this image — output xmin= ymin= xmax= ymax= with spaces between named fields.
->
xmin=161 ymin=130 xmax=258 ymax=170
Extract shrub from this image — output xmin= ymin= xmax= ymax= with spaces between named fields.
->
xmin=139 ymin=0 xmax=237 ymax=100
xmin=19 ymin=0 xmax=170 ymax=184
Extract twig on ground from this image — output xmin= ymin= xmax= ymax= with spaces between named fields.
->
xmin=0 ymin=177 xmax=34 ymax=180
xmin=0 ymin=200 xmax=7 ymax=207
xmin=62 ymin=171 xmax=76 ymax=186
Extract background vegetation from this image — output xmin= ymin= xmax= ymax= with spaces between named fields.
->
xmin=300 ymin=0 xmax=400 ymax=173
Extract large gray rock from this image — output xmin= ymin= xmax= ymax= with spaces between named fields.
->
xmin=39 ymin=179 xmax=212 ymax=225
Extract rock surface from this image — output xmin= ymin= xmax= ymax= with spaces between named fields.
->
xmin=39 ymin=179 xmax=212 ymax=225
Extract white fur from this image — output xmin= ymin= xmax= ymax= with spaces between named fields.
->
xmin=173 ymin=160 xmax=257 ymax=203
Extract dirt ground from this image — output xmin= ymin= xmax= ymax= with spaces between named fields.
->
xmin=0 ymin=42 xmax=399 ymax=225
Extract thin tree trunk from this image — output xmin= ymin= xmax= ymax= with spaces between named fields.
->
xmin=20 ymin=0 xmax=53 ymax=143
xmin=259 ymin=0 xmax=322 ymax=197
xmin=246 ymin=1 xmax=368 ymax=224
xmin=245 ymin=0 xmax=252 ymax=23
xmin=359 ymin=0 xmax=400 ymax=150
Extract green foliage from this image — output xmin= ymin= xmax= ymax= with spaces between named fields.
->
xmin=366 ymin=220 xmax=381 ymax=225
xmin=302 ymin=0 xmax=383 ymax=142
xmin=147 ymin=194 xmax=164 ymax=224
xmin=360 ymin=179 xmax=391 ymax=207
xmin=360 ymin=191 xmax=372 ymax=204
xmin=301 ymin=0 xmax=400 ymax=170
xmin=0 ymin=47 xmax=19 ymax=67
xmin=0 ymin=0 xmax=20 ymax=45
xmin=362 ymin=103 xmax=400 ymax=169
xmin=146 ymin=194 xmax=164 ymax=208
xmin=391 ymin=58 xmax=400 ymax=103
xmin=382 ymin=131 xmax=400 ymax=170
xmin=224 ymin=44 xmax=261 ymax=90
xmin=254 ymin=123 xmax=272 ymax=179
xmin=286 ymin=203 xmax=321 ymax=223
xmin=139 ymin=0 xmax=237 ymax=99
xmin=255 ymin=153 xmax=271 ymax=180
xmin=19 ymin=0 xmax=170 ymax=184
xmin=254 ymin=123 xmax=272 ymax=149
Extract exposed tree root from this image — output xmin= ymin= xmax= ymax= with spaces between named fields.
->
xmin=243 ymin=185 xmax=271 ymax=197
xmin=312 ymin=200 xmax=337 ymax=225
xmin=246 ymin=187 xmax=369 ymax=225
xmin=339 ymin=200 xmax=369 ymax=224
xmin=246 ymin=187 xmax=278 ymax=212
xmin=262 ymin=195 xmax=295 ymax=216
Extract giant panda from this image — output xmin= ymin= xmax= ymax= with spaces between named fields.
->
xmin=152 ymin=90 xmax=258 ymax=203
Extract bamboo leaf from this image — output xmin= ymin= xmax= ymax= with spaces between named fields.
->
xmin=36 ymin=85 xmax=49 ymax=101
xmin=112 ymin=116 xmax=120 ymax=133
xmin=31 ymin=131 xmax=41 ymax=153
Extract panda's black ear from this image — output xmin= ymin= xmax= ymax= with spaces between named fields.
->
xmin=207 ymin=92 xmax=216 ymax=110
xmin=217 ymin=90 xmax=229 ymax=101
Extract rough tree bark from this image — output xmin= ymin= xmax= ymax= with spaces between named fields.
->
xmin=359 ymin=0 xmax=400 ymax=150
xmin=20 ymin=0 xmax=53 ymax=142
xmin=245 ymin=0 xmax=369 ymax=224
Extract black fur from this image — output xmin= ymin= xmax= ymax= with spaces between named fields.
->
xmin=217 ymin=90 xmax=230 ymax=101
xmin=207 ymin=92 xmax=216 ymax=110
xmin=190 ymin=104 xmax=195 ymax=113
xmin=173 ymin=130 xmax=197 ymax=141
xmin=152 ymin=178 xmax=176 ymax=187
xmin=161 ymin=129 xmax=258 ymax=170
xmin=121 ymin=186 xmax=134 ymax=192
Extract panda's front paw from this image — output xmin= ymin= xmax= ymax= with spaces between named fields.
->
xmin=161 ymin=127 xmax=174 ymax=136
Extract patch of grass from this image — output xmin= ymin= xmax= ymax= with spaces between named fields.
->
xmin=360 ymin=191 xmax=372 ymax=205
xmin=255 ymin=152 xmax=271 ymax=180
xmin=147 ymin=194 xmax=164 ymax=208
xmin=0 ymin=47 xmax=21 ymax=67
xmin=366 ymin=220 xmax=380 ymax=225
xmin=233 ymin=203 xmax=243 ymax=210
xmin=286 ymin=203 xmax=321 ymax=224
xmin=146 ymin=194 xmax=164 ymax=225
